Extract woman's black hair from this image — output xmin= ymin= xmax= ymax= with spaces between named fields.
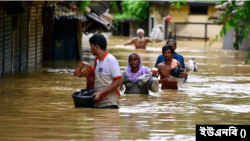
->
xmin=89 ymin=34 xmax=107 ymax=50
xmin=162 ymin=45 xmax=175 ymax=54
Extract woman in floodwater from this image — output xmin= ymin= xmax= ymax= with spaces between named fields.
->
xmin=121 ymin=53 xmax=151 ymax=94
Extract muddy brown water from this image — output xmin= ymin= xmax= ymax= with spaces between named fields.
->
xmin=0 ymin=36 xmax=250 ymax=141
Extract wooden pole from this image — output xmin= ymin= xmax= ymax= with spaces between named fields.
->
xmin=205 ymin=24 xmax=207 ymax=42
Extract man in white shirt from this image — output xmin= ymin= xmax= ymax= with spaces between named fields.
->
xmin=74 ymin=34 xmax=122 ymax=109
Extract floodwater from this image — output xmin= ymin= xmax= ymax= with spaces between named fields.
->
xmin=0 ymin=36 xmax=250 ymax=141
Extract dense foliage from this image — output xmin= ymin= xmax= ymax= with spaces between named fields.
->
xmin=217 ymin=1 xmax=250 ymax=63
xmin=110 ymin=1 xmax=149 ymax=35
xmin=112 ymin=1 xmax=149 ymax=20
xmin=171 ymin=0 xmax=250 ymax=63
xmin=109 ymin=1 xmax=120 ymax=13
xmin=75 ymin=1 xmax=90 ymax=13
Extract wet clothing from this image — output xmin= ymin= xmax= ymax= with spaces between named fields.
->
xmin=171 ymin=59 xmax=178 ymax=69
xmin=81 ymin=67 xmax=95 ymax=89
xmin=122 ymin=53 xmax=151 ymax=94
xmin=122 ymin=71 xmax=149 ymax=94
xmin=126 ymin=53 xmax=151 ymax=83
xmin=93 ymin=52 xmax=122 ymax=108
xmin=155 ymin=52 xmax=186 ymax=82
xmin=95 ymin=105 xmax=119 ymax=109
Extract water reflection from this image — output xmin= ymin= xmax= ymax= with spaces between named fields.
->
xmin=0 ymin=36 xmax=250 ymax=140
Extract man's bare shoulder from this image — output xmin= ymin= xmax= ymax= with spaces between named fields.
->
xmin=156 ymin=62 xmax=165 ymax=69
xmin=158 ymin=62 xmax=166 ymax=66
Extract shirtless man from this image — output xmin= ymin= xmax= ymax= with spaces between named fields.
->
xmin=124 ymin=29 xmax=151 ymax=49
xmin=153 ymin=45 xmax=188 ymax=90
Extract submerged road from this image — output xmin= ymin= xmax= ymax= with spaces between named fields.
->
xmin=0 ymin=36 xmax=250 ymax=141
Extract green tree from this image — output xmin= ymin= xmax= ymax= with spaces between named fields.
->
xmin=75 ymin=1 xmax=90 ymax=13
xmin=110 ymin=1 xmax=150 ymax=35
xmin=113 ymin=1 xmax=149 ymax=20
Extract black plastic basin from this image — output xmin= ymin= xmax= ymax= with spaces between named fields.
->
xmin=72 ymin=91 xmax=95 ymax=108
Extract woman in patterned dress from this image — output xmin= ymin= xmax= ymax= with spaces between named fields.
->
xmin=120 ymin=53 xmax=151 ymax=94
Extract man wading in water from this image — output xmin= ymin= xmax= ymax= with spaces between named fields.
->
xmin=124 ymin=28 xmax=162 ymax=49
xmin=74 ymin=34 xmax=122 ymax=109
xmin=153 ymin=45 xmax=188 ymax=90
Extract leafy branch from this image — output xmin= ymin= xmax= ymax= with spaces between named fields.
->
xmin=112 ymin=1 xmax=149 ymax=20
xmin=109 ymin=1 xmax=149 ymax=35
xmin=75 ymin=1 xmax=90 ymax=13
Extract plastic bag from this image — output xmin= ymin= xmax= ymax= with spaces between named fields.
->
xmin=137 ymin=73 xmax=152 ymax=84
xmin=150 ymin=25 xmax=164 ymax=41
xmin=169 ymin=76 xmax=185 ymax=83
xmin=186 ymin=59 xmax=198 ymax=73
xmin=137 ymin=73 xmax=159 ymax=92
xmin=170 ymin=66 xmax=184 ymax=78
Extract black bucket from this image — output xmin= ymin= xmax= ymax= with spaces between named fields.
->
xmin=72 ymin=91 xmax=95 ymax=108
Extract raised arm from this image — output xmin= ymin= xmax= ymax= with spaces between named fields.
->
xmin=74 ymin=62 xmax=93 ymax=77
xmin=145 ymin=37 xmax=152 ymax=43
xmin=124 ymin=38 xmax=135 ymax=46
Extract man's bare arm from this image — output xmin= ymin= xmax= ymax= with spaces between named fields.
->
xmin=157 ymin=65 xmax=170 ymax=83
xmin=145 ymin=37 xmax=152 ymax=43
xmin=124 ymin=38 xmax=135 ymax=46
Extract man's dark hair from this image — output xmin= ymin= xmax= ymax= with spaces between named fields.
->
xmin=166 ymin=39 xmax=177 ymax=46
xmin=89 ymin=34 xmax=107 ymax=50
xmin=162 ymin=45 xmax=175 ymax=54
